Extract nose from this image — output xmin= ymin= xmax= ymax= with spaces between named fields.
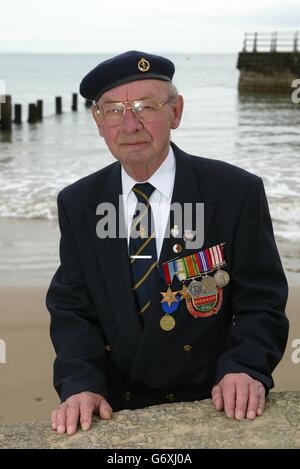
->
xmin=120 ymin=108 xmax=143 ymax=133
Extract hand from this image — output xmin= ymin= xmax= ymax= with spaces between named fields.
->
xmin=211 ymin=373 xmax=265 ymax=420
xmin=51 ymin=391 xmax=112 ymax=435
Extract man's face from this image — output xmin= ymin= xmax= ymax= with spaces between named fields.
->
xmin=92 ymin=79 xmax=183 ymax=168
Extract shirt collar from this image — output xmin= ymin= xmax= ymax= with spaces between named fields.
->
xmin=121 ymin=145 xmax=175 ymax=200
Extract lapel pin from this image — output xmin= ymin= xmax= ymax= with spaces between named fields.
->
xmin=183 ymin=229 xmax=195 ymax=242
xmin=173 ymin=243 xmax=183 ymax=254
xmin=170 ymin=225 xmax=180 ymax=238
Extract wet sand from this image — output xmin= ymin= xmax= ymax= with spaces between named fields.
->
xmin=0 ymin=282 xmax=299 ymax=425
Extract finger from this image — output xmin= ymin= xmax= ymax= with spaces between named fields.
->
xmin=247 ymin=382 xmax=265 ymax=419
xmin=256 ymin=385 xmax=266 ymax=416
xmin=211 ymin=385 xmax=224 ymax=411
xmin=99 ymin=398 xmax=113 ymax=420
xmin=66 ymin=402 xmax=80 ymax=435
xmin=246 ymin=382 xmax=260 ymax=420
xmin=56 ymin=404 xmax=68 ymax=434
xmin=79 ymin=400 xmax=94 ymax=431
xmin=51 ymin=410 xmax=57 ymax=430
xmin=234 ymin=380 xmax=249 ymax=420
xmin=222 ymin=378 xmax=236 ymax=419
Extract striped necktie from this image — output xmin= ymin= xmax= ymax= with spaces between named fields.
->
xmin=129 ymin=183 xmax=157 ymax=321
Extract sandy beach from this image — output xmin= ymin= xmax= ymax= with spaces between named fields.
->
xmin=0 ymin=287 xmax=58 ymax=425
xmin=0 ymin=281 xmax=299 ymax=425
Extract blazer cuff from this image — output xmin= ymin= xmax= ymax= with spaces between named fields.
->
xmin=215 ymin=359 xmax=274 ymax=393
xmin=58 ymin=379 xmax=108 ymax=403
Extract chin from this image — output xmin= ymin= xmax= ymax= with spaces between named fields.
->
xmin=121 ymin=151 xmax=152 ymax=164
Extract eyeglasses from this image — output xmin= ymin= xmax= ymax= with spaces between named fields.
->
xmin=96 ymin=96 xmax=176 ymax=126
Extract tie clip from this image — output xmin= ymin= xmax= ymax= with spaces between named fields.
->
xmin=130 ymin=255 xmax=152 ymax=259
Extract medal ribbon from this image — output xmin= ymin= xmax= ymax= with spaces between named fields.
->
xmin=158 ymin=261 xmax=175 ymax=286
xmin=162 ymin=243 xmax=226 ymax=282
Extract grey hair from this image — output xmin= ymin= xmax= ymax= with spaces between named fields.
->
xmin=166 ymin=81 xmax=179 ymax=98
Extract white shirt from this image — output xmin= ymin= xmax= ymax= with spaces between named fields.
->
xmin=121 ymin=146 xmax=176 ymax=259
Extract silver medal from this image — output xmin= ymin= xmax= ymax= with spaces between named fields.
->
xmin=214 ymin=269 xmax=230 ymax=288
xmin=201 ymin=275 xmax=217 ymax=293
xmin=187 ymin=279 xmax=204 ymax=298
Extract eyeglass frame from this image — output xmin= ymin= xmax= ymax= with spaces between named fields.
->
xmin=95 ymin=95 xmax=177 ymax=126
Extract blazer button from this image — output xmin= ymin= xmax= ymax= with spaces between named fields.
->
xmin=104 ymin=345 xmax=112 ymax=351
xmin=124 ymin=391 xmax=131 ymax=401
xmin=182 ymin=344 xmax=192 ymax=352
xmin=166 ymin=393 xmax=175 ymax=402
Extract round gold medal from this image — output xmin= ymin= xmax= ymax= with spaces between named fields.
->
xmin=160 ymin=314 xmax=176 ymax=331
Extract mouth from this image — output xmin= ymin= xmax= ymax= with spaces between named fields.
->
xmin=121 ymin=142 xmax=148 ymax=148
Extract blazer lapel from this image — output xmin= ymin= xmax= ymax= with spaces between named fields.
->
xmin=85 ymin=163 xmax=143 ymax=352
xmin=159 ymin=144 xmax=215 ymax=264
xmin=130 ymin=144 xmax=216 ymax=382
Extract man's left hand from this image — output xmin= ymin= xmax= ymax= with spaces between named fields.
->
xmin=211 ymin=373 xmax=265 ymax=420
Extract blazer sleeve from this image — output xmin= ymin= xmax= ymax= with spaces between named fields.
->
xmin=215 ymin=177 xmax=289 ymax=390
xmin=46 ymin=191 xmax=108 ymax=402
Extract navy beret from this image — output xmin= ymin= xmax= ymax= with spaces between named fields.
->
xmin=79 ymin=50 xmax=175 ymax=101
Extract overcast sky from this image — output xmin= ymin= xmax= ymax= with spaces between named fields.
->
xmin=0 ymin=0 xmax=298 ymax=53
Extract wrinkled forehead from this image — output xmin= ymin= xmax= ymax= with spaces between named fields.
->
xmin=97 ymin=79 xmax=169 ymax=104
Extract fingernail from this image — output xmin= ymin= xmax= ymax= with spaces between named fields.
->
xmin=236 ymin=411 xmax=244 ymax=420
xmin=247 ymin=410 xmax=256 ymax=420
xmin=81 ymin=422 xmax=90 ymax=431
xmin=67 ymin=425 xmax=75 ymax=435
xmin=57 ymin=425 xmax=64 ymax=434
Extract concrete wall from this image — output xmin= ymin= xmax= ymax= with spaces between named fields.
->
xmin=0 ymin=392 xmax=299 ymax=449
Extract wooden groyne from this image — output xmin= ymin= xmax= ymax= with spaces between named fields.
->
xmin=237 ymin=31 xmax=300 ymax=92
xmin=0 ymin=94 xmax=93 ymax=132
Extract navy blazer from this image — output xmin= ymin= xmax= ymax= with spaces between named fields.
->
xmin=46 ymin=142 xmax=289 ymax=410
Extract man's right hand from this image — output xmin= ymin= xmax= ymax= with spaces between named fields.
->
xmin=51 ymin=391 xmax=113 ymax=435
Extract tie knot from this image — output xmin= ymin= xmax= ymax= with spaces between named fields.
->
xmin=132 ymin=183 xmax=156 ymax=203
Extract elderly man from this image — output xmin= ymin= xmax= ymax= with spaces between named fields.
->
xmin=46 ymin=51 xmax=289 ymax=436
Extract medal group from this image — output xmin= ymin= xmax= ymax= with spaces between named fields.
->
xmin=158 ymin=242 xmax=230 ymax=331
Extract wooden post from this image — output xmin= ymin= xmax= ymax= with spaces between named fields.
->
xmin=85 ymin=99 xmax=93 ymax=108
xmin=243 ymin=33 xmax=247 ymax=52
xmin=253 ymin=32 xmax=257 ymax=52
xmin=270 ymin=31 xmax=277 ymax=52
xmin=294 ymin=31 xmax=299 ymax=52
xmin=0 ymin=95 xmax=12 ymax=131
xmin=71 ymin=93 xmax=78 ymax=111
xmin=55 ymin=96 xmax=62 ymax=114
xmin=274 ymin=32 xmax=277 ymax=52
xmin=36 ymin=100 xmax=43 ymax=121
xmin=28 ymin=103 xmax=38 ymax=123
xmin=14 ymin=104 xmax=22 ymax=124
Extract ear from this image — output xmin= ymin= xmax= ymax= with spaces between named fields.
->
xmin=92 ymin=105 xmax=104 ymax=137
xmin=170 ymin=95 xmax=184 ymax=129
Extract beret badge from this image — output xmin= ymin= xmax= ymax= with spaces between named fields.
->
xmin=138 ymin=57 xmax=150 ymax=72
